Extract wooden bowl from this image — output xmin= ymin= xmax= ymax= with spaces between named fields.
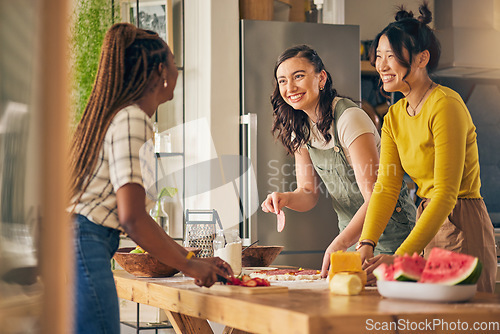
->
xmin=113 ymin=247 xmax=201 ymax=278
xmin=241 ymin=245 xmax=283 ymax=267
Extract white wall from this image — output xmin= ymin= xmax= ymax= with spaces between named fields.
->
xmin=345 ymin=0 xmax=435 ymax=41
xmin=184 ymin=0 xmax=240 ymax=228
xmin=435 ymin=0 xmax=500 ymax=69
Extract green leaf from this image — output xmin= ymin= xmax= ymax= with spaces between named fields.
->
xmin=153 ymin=187 xmax=178 ymax=222
xmin=158 ymin=187 xmax=178 ymax=200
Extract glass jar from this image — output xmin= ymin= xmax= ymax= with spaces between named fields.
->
xmin=213 ymin=229 xmax=242 ymax=275
xmin=149 ymin=197 xmax=169 ymax=234
xmin=213 ymin=229 xmax=225 ymax=254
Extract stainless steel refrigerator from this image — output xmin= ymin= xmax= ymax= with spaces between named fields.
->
xmin=240 ymin=20 xmax=360 ymax=269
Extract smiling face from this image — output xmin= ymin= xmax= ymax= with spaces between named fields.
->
xmin=375 ymin=34 xmax=414 ymax=95
xmin=276 ymin=56 xmax=325 ymax=116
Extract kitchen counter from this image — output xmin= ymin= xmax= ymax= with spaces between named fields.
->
xmin=114 ymin=270 xmax=500 ymax=334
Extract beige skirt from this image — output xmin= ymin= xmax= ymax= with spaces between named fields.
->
xmin=418 ymin=198 xmax=497 ymax=293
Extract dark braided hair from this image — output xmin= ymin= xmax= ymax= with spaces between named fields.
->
xmin=70 ymin=23 xmax=169 ymax=199
xmin=271 ymin=45 xmax=339 ymax=155
xmin=369 ymin=1 xmax=441 ymax=84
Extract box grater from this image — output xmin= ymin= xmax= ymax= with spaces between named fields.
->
xmin=184 ymin=209 xmax=223 ymax=258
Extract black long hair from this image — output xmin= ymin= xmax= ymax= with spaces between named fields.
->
xmin=369 ymin=1 xmax=441 ymax=90
xmin=271 ymin=45 xmax=338 ymax=155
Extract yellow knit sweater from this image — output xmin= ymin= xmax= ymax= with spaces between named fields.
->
xmin=360 ymin=85 xmax=481 ymax=255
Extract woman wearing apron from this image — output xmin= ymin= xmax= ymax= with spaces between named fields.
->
xmin=261 ymin=45 xmax=416 ymax=278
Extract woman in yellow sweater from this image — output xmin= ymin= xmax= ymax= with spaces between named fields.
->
xmin=357 ymin=3 xmax=497 ymax=292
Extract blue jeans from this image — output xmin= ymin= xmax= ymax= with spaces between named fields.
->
xmin=74 ymin=214 xmax=120 ymax=334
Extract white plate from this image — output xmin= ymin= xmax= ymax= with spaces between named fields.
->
xmin=377 ymin=281 xmax=477 ymax=302
xmin=241 ymin=267 xmax=278 ymax=275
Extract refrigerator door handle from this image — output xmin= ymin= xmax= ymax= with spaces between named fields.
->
xmin=240 ymin=113 xmax=257 ymax=246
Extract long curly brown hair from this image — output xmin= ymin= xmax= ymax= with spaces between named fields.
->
xmin=69 ymin=23 xmax=169 ymax=199
xmin=270 ymin=45 xmax=338 ymax=155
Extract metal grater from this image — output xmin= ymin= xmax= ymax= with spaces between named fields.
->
xmin=184 ymin=209 xmax=223 ymax=258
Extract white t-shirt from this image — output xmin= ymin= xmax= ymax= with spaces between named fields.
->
xmin=308 ymin=102 xmax=381 ymax=166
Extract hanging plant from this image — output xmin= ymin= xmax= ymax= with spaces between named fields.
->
xmin=69 ymin=0 xmax=121 ymax=126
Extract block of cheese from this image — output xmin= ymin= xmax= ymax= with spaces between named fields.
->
xmin=334 ymin=271 xmax=367 ymax=289
xmin=329 ymin=273 xmax=363 ymax=295
xmin=328 ymin=270 xmax=368 ymax=290
xmin=329 ymin=251 xmax=363 ymax=277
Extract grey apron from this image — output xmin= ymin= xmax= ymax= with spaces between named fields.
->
xmin=307 ymin=98 xmax=416 ymax=254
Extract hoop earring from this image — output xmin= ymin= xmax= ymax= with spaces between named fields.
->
xmin=163 ymin=80 xmax=168 ymax=88
xmin=319 ymin=86 xmax=324 ymax=91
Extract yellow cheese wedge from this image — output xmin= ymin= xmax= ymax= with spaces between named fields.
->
xmin=329 ymin=272 xmax=363 ymax=295
xmin=329 ymin=251 xmax=362 ymax=277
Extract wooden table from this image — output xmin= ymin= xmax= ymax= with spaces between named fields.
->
xmin=114 ymin=270 xmax=500 ymax=334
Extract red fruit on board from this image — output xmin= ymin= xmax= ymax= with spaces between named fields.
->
xmin=243 ymin=279 xmax=258 ymax=287
xmin=227 ymin=275 xmax=271 ymax=287
xmin=228 ymin=277 xmax=242 ymax=285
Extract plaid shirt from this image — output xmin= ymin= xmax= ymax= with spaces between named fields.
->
xmin=72 ymin=105 xmax=155 ymax=230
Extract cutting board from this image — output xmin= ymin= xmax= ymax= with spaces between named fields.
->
xmin=207 ymin=283 xmax=288 ymax=294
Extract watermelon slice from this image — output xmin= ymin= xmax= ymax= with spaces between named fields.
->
xmin=373 ymin=263 xmax=395 ymax=281
xmin=392 ymin=253 xmax=427 ymax=281
xmin=373 ymin=253 xmax=426 ymax=282
xmin=419 ymin=248 xmax=482 ymax=285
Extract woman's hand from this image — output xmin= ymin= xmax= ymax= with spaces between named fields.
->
xmin=261 ymin=192 xmax=289 ymax=214
xmin=358 ymin=243 xmax=374 ymax=265
xmin=320 ymin=238 xmax=349 ymax=278
xmin=362 ymin=254 xmax=395 ymax=286
xmin=358 ymin=244 xmax=375 ymax=284
xmin=183 ymin=257 xmax=234 ymax=288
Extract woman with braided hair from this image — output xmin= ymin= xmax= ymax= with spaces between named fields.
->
xmin=357 ymin=2 xmax=497 ymax=292
xmin=69 ymin=23 xmax=232 ymax=333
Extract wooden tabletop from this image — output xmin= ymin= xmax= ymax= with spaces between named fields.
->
xmin=114 ymin=270 xmax=500 ymax=334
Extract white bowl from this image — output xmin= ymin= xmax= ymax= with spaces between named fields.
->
xmin=377 ymin=280 xmax=477 ymax=302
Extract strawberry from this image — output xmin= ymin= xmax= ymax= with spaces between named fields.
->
xmin=243 ymin=279 xmax=257 ymax=287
